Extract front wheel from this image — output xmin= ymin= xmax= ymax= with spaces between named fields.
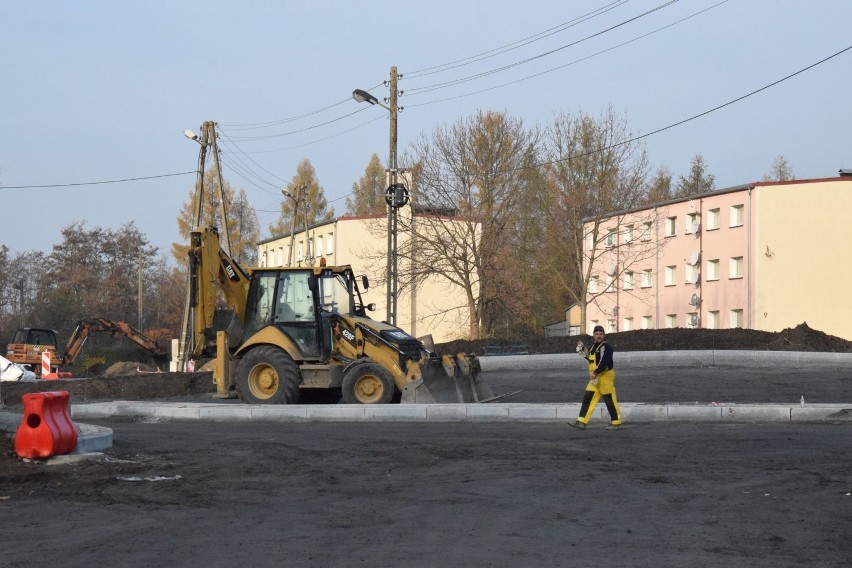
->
xmin=341 ymin=362 xmax=395 ymax=404
xmin=236 ymin=346 xmax=301 ymax=404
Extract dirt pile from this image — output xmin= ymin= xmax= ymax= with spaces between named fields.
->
xmin=437 ymin=322 xmax=852 ymax=355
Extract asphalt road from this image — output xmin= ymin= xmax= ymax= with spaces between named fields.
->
xmin=1 ymin=362 xmax=851 ymax=567
xmin=1 ymin=420 xmax=850 ymax=568
xmin=484 ymin=363 xmax=852 ymax=404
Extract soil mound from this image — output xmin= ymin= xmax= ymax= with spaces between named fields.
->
xmin=436 ymin=322 xmax=852 ymax=355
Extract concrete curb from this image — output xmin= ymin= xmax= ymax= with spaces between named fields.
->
xmin=67 ymin=401 xmax=852 ymax=423
xmin=0 ymin=411 xmax=113 ymax=454
xmin=479 ymin=350 xmax=852 ymax=371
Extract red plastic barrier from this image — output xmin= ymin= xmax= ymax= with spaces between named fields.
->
xmin=15 ymin=391 xmax=78 ymax=459
xmin=42 ymin=372 xmax=73 ymax=380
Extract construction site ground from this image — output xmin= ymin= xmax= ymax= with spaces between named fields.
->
xmin=1 ymin=325 xmax=850 ymax=566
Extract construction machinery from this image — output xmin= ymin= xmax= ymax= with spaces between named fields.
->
xmin=4 ymin=328 xmax=60 ymax=377
xmin=182 ymin=226 xmax=492 ymax=404
xmin=5 ymin=318 xmax=167 ymax=377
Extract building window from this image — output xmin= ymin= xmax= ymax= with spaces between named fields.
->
xmin=605 ymin=275 xmax=616 ymax=293
xmin=641 ymin=315 xmax=652 ymax=329
xmin=277 ymin=247 xmax=283 ymax=267
xmin=297 ymin=242 xmax=304 ymax=262
xmin=707 ymin=259 xmax=720 ymax=281
xmin=589 ymin=320 xmax=599 ymax=334
xmin=665 ymin=216 xmax=677 ymax=237
xmin=588 ymin=276 xmax=599 ymax=294
xmin=730 ymin=204 xmax=744 ymax=227
xmin=623 ymin=224 xmax=634 ymax=244
xmin=707 ymin=208 xmax=720 ymax=230
xmin=623 ymin=271 xmax=634 ymax=290
xmin=686 ymin=213 xmax=700 ymax=234
xmin=326 ymin=233 xmax=334 ymax=254
xmin=315 ymin=236 xmax=323 ymax=257
xmin=641 ymin=269 xmax=652 ymax=288
xmin=607 ymin=319 xmax=616 ymax=333
xmin=729 ymin=256 xmax=743 ymax=279
xmin=665 ymin=314 xmax=677 ymax=328
xmin=686 ymin=312 xmax=698 ymax=329
xmin=707 ymin=310 xmax=720 ymax=329
xmin=641 ymin=222 xmax=652 ymax=241
xmin=664 ymin=265 xmax=676 ymax=286
xmin=730 ymin=309 xmax=744 ymax=328
xmin=623 ymin=317 xmax=633 ymax=331
xmin=606 ymin=230 xmax=616 ymax=248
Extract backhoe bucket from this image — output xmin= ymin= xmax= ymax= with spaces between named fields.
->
xmin=401 ymin=353 xmax=494 ymax=404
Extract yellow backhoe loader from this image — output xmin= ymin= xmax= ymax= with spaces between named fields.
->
xmin=181 ymin=226 xmax=492 ymax=404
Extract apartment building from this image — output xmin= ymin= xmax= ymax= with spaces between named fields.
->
xmin=256 ymin=208 xmax=475 ymax=343
xmin=584 ymin=174 xmax=852 ymax=340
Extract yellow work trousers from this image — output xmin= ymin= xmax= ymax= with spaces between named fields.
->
xmin=577 ymin=369 xmax=621 ymax=425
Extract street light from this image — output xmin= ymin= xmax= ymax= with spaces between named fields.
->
xmin=352 ymin=66 xmax=404 ymax=326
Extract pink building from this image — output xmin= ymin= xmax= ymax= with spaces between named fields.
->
xmin=583 ymin=174 xmax=852 ymax=340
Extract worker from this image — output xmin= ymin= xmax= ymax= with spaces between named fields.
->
xmin=568 ymin=325 xmax=622 ymax=430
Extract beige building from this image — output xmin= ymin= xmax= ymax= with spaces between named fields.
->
xmin=584 ymin=174 xmax=852 ymax=340
xmin=257 ymin=208 xmax=474 ymax=343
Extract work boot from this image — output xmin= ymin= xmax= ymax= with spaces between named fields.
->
xmin=606 ymin=424 xmax=621 ymax=430
xmin=568 ymin=420 xmax=587 ymax=430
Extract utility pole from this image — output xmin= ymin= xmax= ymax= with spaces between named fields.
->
xmin=353 ymin=67 xmax=408 ymax=326
xmin=387 ymin=66 xmax=399 ymax=326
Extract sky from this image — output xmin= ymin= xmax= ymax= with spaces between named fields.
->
xmin=2 ymin=0 xmax=850 ymax=260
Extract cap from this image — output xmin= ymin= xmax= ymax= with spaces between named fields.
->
xmin=593 ymin=325 xmax=605 ymax=333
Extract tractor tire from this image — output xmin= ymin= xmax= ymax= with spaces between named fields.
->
xmin=235 ymin=346 xmax=301 ymax=404
xmin=341 ymin=362 xmax=395 ymax=404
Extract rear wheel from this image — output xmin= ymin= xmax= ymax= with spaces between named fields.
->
xmin=236 ymin=346 xmax=301 ymax=404
xmin=341 ymin=362 xmax=395 ymax=404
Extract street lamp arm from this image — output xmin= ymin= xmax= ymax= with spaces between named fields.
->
xmin=352 ymin=89 xmax=391 ymax=112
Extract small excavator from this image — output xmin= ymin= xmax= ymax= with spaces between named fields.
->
xmin=180 ymin=226 xmax=493 ymax=404
xmin=5 ymin=318 xmax=167 ymax=377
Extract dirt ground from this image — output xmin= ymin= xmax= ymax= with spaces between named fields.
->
xmin=1 ymin=324 xmax=850 ymax=566
xmin=2 ymin=322 xmax=849 ymax=406
xmin=1 ymin=421 xmax=850 ymax=567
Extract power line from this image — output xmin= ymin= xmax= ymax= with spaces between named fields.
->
xmin=404 ymin=0 xmax=630 ymax=78
xmin=407 ymin=0 xmax=727 ymax=108
xmin=403 ymin=0 xmax=680 ymax=96
xmin=217 ymin=82 xmax=385 ymax=131
xmin=522 ymin=43 xmax=852 ymax=173
xmin=0 ymin=171 xmax=195 ymax=190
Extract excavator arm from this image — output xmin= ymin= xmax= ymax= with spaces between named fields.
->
xmin=61 ymin=317 xmax=167 ymax=365
xmin=182 ymin=226 xmax=251 ymax=360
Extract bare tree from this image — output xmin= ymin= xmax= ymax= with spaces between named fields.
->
xmin=399 ymin=111 xmax=537 ymax=339
xmin=762 ymin=155 xmax=796 ymax=182
xmin=541 ymin=107 xmax=658 ymax=329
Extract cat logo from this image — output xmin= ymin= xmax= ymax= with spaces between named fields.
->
xmin=222 ymin=260 xmax=239 ymax=282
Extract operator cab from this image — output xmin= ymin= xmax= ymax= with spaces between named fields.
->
xmin=242 ymin=265 xmax=372 ymax=360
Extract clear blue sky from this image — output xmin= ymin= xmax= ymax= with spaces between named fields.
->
xmin=2 ymin=0 xmax=850 ymax=259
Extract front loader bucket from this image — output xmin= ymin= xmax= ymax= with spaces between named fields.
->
xmin=401 ymin=353 xmax=494 ymax=404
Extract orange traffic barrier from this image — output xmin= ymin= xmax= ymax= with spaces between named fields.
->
xmin=42 ymin=372 xmax=72 ymax=380
xmin=15 ymin=391 xmax=78 ymax=459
